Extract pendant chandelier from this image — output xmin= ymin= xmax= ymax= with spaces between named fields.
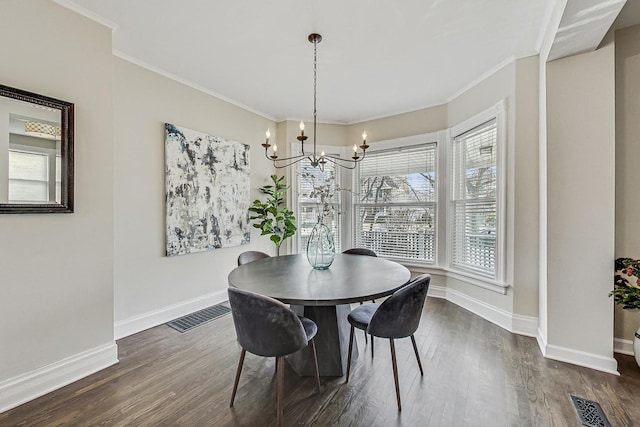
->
xmin=262 ymin=33 xmax=369 ymax=171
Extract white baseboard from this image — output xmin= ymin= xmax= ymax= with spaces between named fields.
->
xmin=614 ymin=338 xmax=634 ymax=356
xmin=511 ymin=314 xmax=539 ymax=337
xmin=537 ymin=327 xmax=548 ymax=357
xmin=427 ymin=285 xmax=447 ymax=299
xmin=0 ymin=342 xmax=118 ymax=413
xmin=114 ymin=290 xmax=228 ymax=340
xmin=434 ymin=287 xmax=622 ymax=375
xmin=443 ymin=288 xmax=538 ymax=337
xmin=542 ymin=343 xmax=619 ymax=376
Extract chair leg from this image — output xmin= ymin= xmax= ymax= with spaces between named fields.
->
xmin=309 ymin=339 xmax=321 ymax=392
xmin=276 ymin=356 xmax=284 ymax=427
xmin=364 ymin=330 xmax=368 ymax=344
xmin=410 ymin=334 xmax=424 ymax=376
xmin=389 ymin=339 xmax=401 ymax=411
xmin=346 ymin=325 xmax=355 ymax=383
xmin=230 ymin=348 xmax=246 ymax=407
xmin=371 ymin=336 xmax=374 ymax=359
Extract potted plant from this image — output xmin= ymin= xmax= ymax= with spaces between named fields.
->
xmin=610 ymin=257 xmax=640 ymax=366
xmin=248 ymin=175 xmax=296 ymax=256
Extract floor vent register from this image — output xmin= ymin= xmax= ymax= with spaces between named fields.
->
xmin=570 ymin=394 xmax=611 ymax=427
xmin=166 ymin=304 xmax=231 ymax=333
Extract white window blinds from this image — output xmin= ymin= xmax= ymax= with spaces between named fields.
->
xmin=354 ymin=143 xmax=437 ymax=261
xmin=297 ymin=159 xmax=342 ymax=252
xmin=8 ymin=150 xmax=49 ymax=202
xmin=450 ymin=119 xmax=498 ymax=277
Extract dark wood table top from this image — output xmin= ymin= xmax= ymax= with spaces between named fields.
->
xmin=228 ymin=253 xmax=411 ymax=306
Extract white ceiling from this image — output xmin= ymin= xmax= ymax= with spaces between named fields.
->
xmin=59 ymin=0 xmax=557 ymax=124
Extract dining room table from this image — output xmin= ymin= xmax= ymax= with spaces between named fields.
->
xmin=227 ymin=253 xmax=411 ymax=376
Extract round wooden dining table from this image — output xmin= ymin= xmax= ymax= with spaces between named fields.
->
xmin=227 ymin=253 xmax=411 ymax=376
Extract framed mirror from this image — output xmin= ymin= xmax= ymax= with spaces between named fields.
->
xmin=0 ymin=84 xmax=74 ymax=213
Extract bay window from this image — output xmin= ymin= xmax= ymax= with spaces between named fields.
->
xmin=291 ymin=102 xmax=505 ymax=290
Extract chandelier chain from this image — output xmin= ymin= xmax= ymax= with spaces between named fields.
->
xmin=313 ymin=37 xmax=318 ymax=161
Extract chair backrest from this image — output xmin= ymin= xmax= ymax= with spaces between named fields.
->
xmin=237 ymin=251 xmax=270 ymax=266
xmin=227 ymin=287 xmax=308 ymax=357
xmin=342 ymin=248 xmax=377 ymax=257
xmin=368 ymin=274 xmax=431 ymax=339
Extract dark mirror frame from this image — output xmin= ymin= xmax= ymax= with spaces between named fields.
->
xmin=0 ymin=84 xmax=74 ymax=213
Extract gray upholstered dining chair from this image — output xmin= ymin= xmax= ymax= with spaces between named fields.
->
xmin=342 ymin=248 xmax=378 ymax=343
xmin=345 ymin=273 xmax=431 ymax=411
xmin=342 ymin=247 xmax=377 ymax=257
xmin=227 ymin=287 xmax=321 ymax=426
xmin=237 ymin=250 xmax=270 ymax=266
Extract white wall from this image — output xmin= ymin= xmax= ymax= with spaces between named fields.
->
xmin=614 ymin=24 xmax=640 ymax=349
xmin=112 ymin=57 xmax=276 ymax=337
xmin=513 ymin=56 xmax=540 ymax=318
xmin=0 ymin=0 xmax=116 ymax=411
xmin=545 ymin=42 xmax=617 ymax=373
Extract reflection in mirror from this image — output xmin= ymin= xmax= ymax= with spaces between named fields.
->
xmin=0 ymin=85 xmax=73 ymax=213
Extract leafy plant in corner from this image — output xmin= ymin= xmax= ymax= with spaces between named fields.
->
xmin=610 ymin=258 xmax=640 ymax=309
xmin=248 ymin=175 xmax=297 ymax=256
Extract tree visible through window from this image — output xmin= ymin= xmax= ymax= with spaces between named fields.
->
xmin=450 ymin=119 xmax=498 ymax=277
xmin=354 ymin=144 xmax=437 ymax=261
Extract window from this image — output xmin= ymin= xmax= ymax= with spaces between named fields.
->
xmin=8 ymin=150 xmax=49 ymax=202
xmin=354 ymin=144 xmax=437 ymax=262
xmin=296 ymin=159 xmax=342 ymax=252
xmin=449 ymin=119 xmax=498 ymax=278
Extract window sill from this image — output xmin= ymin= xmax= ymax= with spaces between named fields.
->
xmin=396 ymin=261 xmax=510 ymax=295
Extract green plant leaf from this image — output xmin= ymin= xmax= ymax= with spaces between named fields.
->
xmin=247 ymin=174 xmax=297 ymax=253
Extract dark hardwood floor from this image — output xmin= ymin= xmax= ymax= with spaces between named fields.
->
xmin=2 ymin=298 xmax=639 ymax=426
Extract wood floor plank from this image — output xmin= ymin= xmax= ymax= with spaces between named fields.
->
xmin=2 ymin=298 xmax=639 ymax=426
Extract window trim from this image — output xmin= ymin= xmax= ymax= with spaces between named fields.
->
xmin=350 ymin=131 xmax=440 ymax=264
xmin=446 ymin=100 xmax=508 ymax=289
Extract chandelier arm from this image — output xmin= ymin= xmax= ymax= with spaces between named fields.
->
xmin=263 ymin=151 xmax=309 ymax=163
xmin=323 ymin=150 xmax=367 ymax=163
xmin=271 ymin=155 xmax=311 ymax=169
xmin=322 ymin=156 xmax=359 ymax=170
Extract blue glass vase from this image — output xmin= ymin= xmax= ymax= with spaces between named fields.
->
xmin=306 ymin=219 xmax=335 ymax=269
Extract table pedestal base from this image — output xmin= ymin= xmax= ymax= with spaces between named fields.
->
xmin=288 ymin=304 xmax=357 ymax=377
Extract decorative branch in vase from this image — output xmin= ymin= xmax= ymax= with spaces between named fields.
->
xmin=248 ymin=175 xmax=297 ymax=256
xmin=301 ymin=170 xmax=348 ymax=269
xmin=302 ymin=170 xmax=344 ymax=221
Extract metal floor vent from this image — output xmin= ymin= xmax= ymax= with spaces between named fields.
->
xmin=570 ymin=394 xmax=611 ymax=427
xmin=166 ymin=304 xmax=231 ymax=333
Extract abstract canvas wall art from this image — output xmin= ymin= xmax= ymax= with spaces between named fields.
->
xmin=165 ymin=123 xmax=250 ymax=256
